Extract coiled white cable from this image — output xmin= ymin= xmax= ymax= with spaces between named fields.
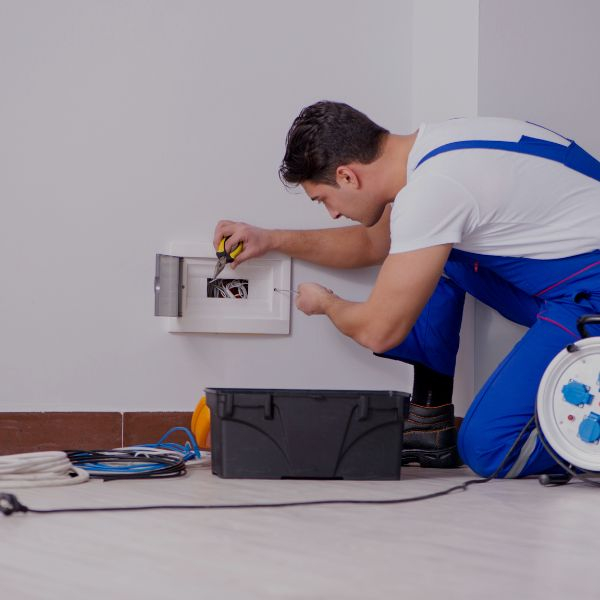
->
xmin=0 ymin=451 xmax=90 ymax=488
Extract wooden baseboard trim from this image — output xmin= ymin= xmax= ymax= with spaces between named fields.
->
xmin=0 ymin=412 xmax=193 ymax=455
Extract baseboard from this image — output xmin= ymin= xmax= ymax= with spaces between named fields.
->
xmin=0 ymin=412 xmax=194 ymax=455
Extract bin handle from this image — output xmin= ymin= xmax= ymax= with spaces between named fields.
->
xmin=577 ymin=314 xmax=600 ymax=339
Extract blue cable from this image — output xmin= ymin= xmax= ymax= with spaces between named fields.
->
xmin=144 ymin=426 xmax=202 ymax=460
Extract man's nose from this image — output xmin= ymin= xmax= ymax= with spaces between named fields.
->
xmin=327 ymin=207 xmax=341 ymax=219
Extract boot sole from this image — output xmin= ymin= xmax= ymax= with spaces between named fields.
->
xmin=401 ymin=446 xmax=463 ymax=468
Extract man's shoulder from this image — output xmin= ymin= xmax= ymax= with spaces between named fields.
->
xmin=408 ymin=117 xmax=569 ymax=174
xmin=412 ymin=117 xmax=527 ymax=158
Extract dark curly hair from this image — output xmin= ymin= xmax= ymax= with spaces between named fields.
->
xmin=279 ymin=101 xmax=389 ymax=187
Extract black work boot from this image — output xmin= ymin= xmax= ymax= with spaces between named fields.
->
xmin=401 ymin=362 xmax=462 ymax=468
xmin=402 ymin=403 xmax=463 ymax=468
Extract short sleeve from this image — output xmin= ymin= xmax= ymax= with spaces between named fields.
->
xmin=389 ymin=173 xmax=477 ymax=254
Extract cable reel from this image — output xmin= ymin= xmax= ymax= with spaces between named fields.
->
xmin=537 ymin=315 xmax=600 ymax=473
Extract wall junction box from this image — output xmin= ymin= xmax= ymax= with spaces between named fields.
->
xmin=155 ymin=242 xmax=291 ymax=334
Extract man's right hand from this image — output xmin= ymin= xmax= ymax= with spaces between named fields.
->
xmin=213 ymin=220 xmax=274 ymax=268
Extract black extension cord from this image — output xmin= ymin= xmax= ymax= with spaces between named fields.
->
xmin=0 ymin=478 xmax=491 ymax=516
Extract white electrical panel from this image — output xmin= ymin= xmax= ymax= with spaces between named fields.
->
xmin=156 ymin=242 xmax=292 ymax=334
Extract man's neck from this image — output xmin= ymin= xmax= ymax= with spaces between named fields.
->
xmin=381 ymin=131 xmax=418 ymax=197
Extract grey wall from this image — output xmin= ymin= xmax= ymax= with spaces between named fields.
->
xmin=0 ymin=0 xmax=415 ymax=410
xmin=476 ymin=0 xmax=600 ymax=389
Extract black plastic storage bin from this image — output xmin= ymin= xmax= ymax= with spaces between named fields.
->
xmin=206 ymin=388 xmax=410 ymax=480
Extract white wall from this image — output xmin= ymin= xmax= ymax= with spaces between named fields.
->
xmin=411 ymin=0 xmax=480 ymax=415
xmin=0 ymin=0 xmax=416 ymax=411
xmin=411 ymin=0 xmax=479 ymax=126
xmin=475 ymin=0 xmax=600 ymax=389
xmin=0 ymin=0 xmax=484 ymax=414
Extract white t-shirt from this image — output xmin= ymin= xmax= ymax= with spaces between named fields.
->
xmin=389 ymin=117 xmax=600 ymax=259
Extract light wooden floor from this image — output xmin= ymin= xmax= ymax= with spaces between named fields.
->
xmin=1 ymin=458 xmax=598 ymax=599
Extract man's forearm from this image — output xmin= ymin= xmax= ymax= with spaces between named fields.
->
xmin=295 ymin=245 xmax=451 ymax=356
xmin=270 ymin=226 xmax=380 ymax=269
xmin=214 ymin=206 xmax=391 ymax=269
xmin=320 ymin=293 xmax=407 ymax=353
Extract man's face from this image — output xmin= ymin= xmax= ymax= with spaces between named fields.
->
xmin=302 ymin=176 xmax=386 ymax=227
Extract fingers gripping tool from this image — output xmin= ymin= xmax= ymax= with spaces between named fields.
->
xmin=213 ymin=237 xmax=243 ymax=279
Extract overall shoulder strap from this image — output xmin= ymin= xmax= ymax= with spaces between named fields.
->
xmin=415 ymin=135 xmax=600 ymax=182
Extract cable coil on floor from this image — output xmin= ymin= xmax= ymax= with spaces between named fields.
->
xmin=66 ymin=427 xmax=203 ymax=481
xmin=66 ymin=448 xmax=187 ymax=481
xmin=0 ymin=451 xmax=90 ymax=489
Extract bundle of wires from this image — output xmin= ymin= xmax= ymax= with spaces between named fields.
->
xmin=67 ymin=427 xmax=203 ymax=482
xmin=207 ymin=278 xmax=248 ymax=299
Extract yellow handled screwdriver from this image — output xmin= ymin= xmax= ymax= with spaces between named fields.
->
xmin=213 ymin=237 xmax=243 ymax=279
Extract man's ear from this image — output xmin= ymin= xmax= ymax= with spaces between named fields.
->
xmin=335 ymin=166 xmax=360 ymax=189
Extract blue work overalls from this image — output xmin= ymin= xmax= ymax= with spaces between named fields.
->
xmin=378 ymin=130 xmax=600 ymax=477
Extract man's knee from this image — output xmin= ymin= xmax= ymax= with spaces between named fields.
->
xmin=458 ymin=418 xmax=512 ymax=478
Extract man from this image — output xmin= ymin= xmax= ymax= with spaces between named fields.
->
xmin=213 ymin=101 xmax=600 ymax=477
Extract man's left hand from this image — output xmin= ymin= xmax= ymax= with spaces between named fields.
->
xmin=295 ymin=283 xmax=335 ymax=315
